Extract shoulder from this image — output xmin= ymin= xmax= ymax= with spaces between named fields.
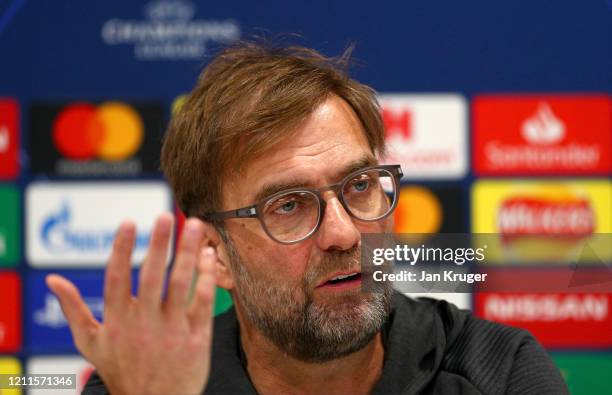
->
xmin=395 ymin=294 xmax=568 ymax=394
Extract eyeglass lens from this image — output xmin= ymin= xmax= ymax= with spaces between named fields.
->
xmin=261 ymin=169 xmax=396 ymax=243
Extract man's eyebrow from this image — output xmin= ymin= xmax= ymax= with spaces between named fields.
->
xmin=252 ymin=156 xmax=378 ymax=204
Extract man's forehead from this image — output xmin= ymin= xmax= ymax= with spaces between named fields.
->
xmin=221 ymin=95 xmax=375 ymax=207
xmin=255 ymin=156 xmax=378 ymax=202
xmin=223 ymin=151 xmax=377 ymax=209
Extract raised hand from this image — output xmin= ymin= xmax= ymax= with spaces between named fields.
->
xmin=46 ymin=213 xmax=217 ymax=395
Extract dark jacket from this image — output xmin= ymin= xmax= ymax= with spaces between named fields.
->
xmin=83 ymin=292 xmax=569 ymax=394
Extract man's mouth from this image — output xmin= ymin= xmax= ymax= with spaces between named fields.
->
xmin=316 ymin=271 xmax=362 ymax=290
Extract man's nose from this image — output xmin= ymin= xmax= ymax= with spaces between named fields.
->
xmin=315 ymin=194 xmax=360 ymax=252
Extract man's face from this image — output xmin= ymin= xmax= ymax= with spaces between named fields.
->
xmin=220 ymin=94 xmax=393 ymax=362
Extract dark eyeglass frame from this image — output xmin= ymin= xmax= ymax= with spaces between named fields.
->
xmin=200 ymin=164 xmax=403 ymax=244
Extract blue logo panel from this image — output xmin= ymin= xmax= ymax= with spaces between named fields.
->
xmin=26 ymin=270 xmax=139 ymax=353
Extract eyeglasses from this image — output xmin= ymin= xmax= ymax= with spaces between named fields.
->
xmin=201 ymin=164 xmax=402 ymax=244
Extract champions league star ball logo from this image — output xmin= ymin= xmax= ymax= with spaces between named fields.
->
xmin=100 ymin=0 xmax=241 ymax=60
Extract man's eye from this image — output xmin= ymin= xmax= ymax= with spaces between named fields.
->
xmin=351 ymin=180 xmax=370 ymax=192
xmin=273 ymin=200 xmax=299 ymax=214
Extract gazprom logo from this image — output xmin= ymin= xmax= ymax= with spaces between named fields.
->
xmin=40 ymin=201 xmax=150 ymax=254
xmin=27 ymin=181 xmax=170 ymax=267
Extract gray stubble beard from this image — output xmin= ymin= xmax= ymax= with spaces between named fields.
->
xmin=225 ymin=237 xmax=393 ymax=363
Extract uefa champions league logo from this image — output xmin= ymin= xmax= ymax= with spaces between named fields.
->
xmin=101 ymin=0 xmax=241 ymax=60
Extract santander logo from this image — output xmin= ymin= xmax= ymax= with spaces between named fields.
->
xmin=473 ymin=95 xmax=610 ymax=175
xmin=521 ymin=103 xmax=565 ymax=145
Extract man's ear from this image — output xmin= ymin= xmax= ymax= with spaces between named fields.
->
xmin=201 ymin=221 xmax=235 ymax=290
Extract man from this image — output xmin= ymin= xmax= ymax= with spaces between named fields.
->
xmin=47 ymin=42 xmax=568 ymax=394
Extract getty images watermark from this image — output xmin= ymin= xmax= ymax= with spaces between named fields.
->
xmin=371 ymin=242 xmax=488 ymax=284
xmin=360 ymin=233 xmax=612 ymax=294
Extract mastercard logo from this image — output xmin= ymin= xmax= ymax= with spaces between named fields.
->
xmin=53 ymin=102 xmax=144 ymax=161
xmin=394 ymin=186 xmax=442 ymax=234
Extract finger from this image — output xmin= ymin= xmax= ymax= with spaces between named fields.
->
xmin=138 ymin=213 xmax=174 ymax=309
xmin=104 ymin=221 xmax=136 ymax=319
xmin=46 ymin=274 xmax=100 ymax=356
xmin=188 ymin=247 xmax=217 ymax=333
xmin=165 ymin=218 xmax=205 ymax=316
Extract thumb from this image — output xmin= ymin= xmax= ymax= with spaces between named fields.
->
xmin=46 ymin=274 xmax=100 ymax=357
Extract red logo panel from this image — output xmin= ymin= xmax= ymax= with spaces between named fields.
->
xmin=0 ymin=99 xmax=19 ymax=179
xmin=473 ymin=95 xmax=611 ymax=175
xmin=475 ymin=292 xmax=612 ymax=348
xmin=0 ymin=271 xmax=22 ymax=352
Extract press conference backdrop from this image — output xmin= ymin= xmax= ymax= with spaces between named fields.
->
xmin=0 ymin=0 xmax=611 ymax=393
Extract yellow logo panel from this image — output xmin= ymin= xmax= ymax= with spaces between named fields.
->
xmin=0 ymin=357 xmax=22 ymax=395
xmin=471 ymin=180 xmax=611 ymax=263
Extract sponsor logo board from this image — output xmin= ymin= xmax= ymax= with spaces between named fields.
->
xmin=0 ymin=186 xmax=20 ymax=267
xmin=0 ymin=357 xmax=22 ymax=395
xmin=471 ymin=180 xmax=611 ymax=263
xmin=26 ymin=271 xmax=111 ymax=352
xmin=0 ymin=272 xmax=21 ymax=353
xmin=473 ymin=95 xmax=611 ymax=175
xmin=26 ymin=181 xmax=171 ymax=266
xmin=172 ymin=94 xmax=187 ymax=114
xmin=551 ymin=353 xmax=612 ymax=394
xmin=0 ymin=98 xmax=19 ymax=180
xmin=379 ymin=94 xmax=467 ymax=179
xmin=475 ymin=292 xmax=612 ymax=348
xmin=29 ymin=102 xmax=164 ymax=177
xmin=27 ymin=356 xmax=94 ymax=395
xmin=394 ymin=185 xmax=466 ymax=234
